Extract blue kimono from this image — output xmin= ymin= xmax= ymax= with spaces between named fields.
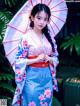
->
xmin=12 ymin=30 xmax=59 ymax=106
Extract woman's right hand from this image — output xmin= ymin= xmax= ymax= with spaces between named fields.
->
xmin=37 ymin=53 xmax=45 ymax=62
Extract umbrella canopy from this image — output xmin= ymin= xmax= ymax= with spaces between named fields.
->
xmin=3 ymin=0 xmax=68 ymax=65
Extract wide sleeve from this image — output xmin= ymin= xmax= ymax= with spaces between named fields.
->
xmin=51 ymin=38 xmax=59 ymax=67
xmin=49 ymin=38 xmax=59 ymax=92
xmin=12 ymin=36 xmax=29 ymax=106
xmin=13 ymin=36 xmax=29 ymax=73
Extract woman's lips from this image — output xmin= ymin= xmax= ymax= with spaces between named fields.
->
xmin=38 ymin=25 xmax=43 ymax=28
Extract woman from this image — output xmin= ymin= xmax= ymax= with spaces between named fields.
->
xmin=12 ymin=3 xmax=59 ymax=106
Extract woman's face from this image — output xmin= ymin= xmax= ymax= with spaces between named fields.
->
xmin=32 ymin=11 xmax=49 ymax=31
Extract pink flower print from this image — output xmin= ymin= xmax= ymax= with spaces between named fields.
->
xmin=44 ymin=102 xmax=48 ymax=106
xmin=23 ymin=73 xmax=26 ymax=77
xmin=16 ymin=88 xmax=20 ymax=93
xmin=40 ymin=102 xmax=43 ymax=105
xmin=22 ymin=50 xmax=27 ymax=57
xmin=17 ymin=77 xmax=22 ymax=81
xmin=52 ymin=71 xmax=56 ymax=77
xmin=40 ymin=102 xmax=48 ymax=106
xmin=23 ymin=40 xmax=28 ymax=47
xmin=44 ymin=89 xmax=51 ymax=98
xmin=54 ymin=85 xmax=57 ymax=90
xmin=17 ymin=99 xmax=21 ymax=104
xmin=28 ymin=101 xmax=36 ymax=106
xmin=39 ymin=94 xmax=45 ymax=101
xmin=17 ymin=70 xmax=21 ymax=74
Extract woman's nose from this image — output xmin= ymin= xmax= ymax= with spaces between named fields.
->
xmin=40 ymin=20 xmax=44 ymax=24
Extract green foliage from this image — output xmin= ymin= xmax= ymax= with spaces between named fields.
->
xmin=52 ymin=97 xmax=61 ymax=106
xmin=0 ymin=58 xmax=15 ymax=105
xmin=0 ymin=10 xmax=13 ymax=43
xmin=0 ymin=55 xmax=15 ymax=102
xmin=0 ymin=9 xmax=14 ymax=103
xmin=0 ymin=70 xmax=15 ymax=105
xmin=0 ymin=83 xmax=15 ymax=93
xmin=0 ymin=73 xmax=14 ymax=80
xmin=5 ymin=0 xmax=18 ymax=7
xmin=5 ymin=0 xmax=27 ymax=7
xmin=60 ymin=32 xmax=80 ymax=55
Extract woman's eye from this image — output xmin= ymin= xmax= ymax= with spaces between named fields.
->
xmin=37 ymin=17 xmax=41 ymax=20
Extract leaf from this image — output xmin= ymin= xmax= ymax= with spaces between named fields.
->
xmin=4 ymin=0 xmax=27 ymax=7
xmin=0 ymin=83 xmax=15 ymax=93
xmin=52 ymin=97 xmax=61 ymax=106
xmin=69 ymin=44 xmax=73 ymax=55
xmin=0 ymin=10 xmax=13 ymax=43
xmin=60 ymin=32 xmax=80 ymax=55
xmin=5 ymin=0 xmax=16 ymax=7
xmin=0 ymin=95 xmax=11 ymax=100
xmin=0 ymin=73 xmax=14 ymax=80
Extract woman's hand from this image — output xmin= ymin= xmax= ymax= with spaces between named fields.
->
xmin=45 ymin=55 xmax=53 ymax=64
xmin=26 ymin=54 xmax=53 ymax=65
xmin=37 ymin=53 xmax=45 ymax=62
xmin=37 ymin=54 xmax=53 ymax=64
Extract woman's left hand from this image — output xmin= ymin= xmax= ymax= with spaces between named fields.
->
xmin=45 ymin=55 xmax=53 ymax=64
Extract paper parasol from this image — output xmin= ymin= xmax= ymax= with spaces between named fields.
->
xmin=3 ymin=0 xmax=68 ymax=65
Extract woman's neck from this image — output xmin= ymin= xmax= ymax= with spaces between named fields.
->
xmin=33 ymin=28 xmax=43 ymax=37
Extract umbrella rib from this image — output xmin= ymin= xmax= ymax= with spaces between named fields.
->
xmin=29 ymin=0 xmax=34 ymax=7
xmin=49 ymin=22 xmax=56 ymax=36
xmin=36 ymin=0 xmax=37 ymax=4
xmin=24 ymin=20 xmax=31 ymax=34
xmin=36 ymin=0 xmax=39 ymax=4
xmin=8 ymin=25 xmax=26 ymax=34
xmin=6 ymin=46 xmax=18 ymax=56
xmin=18 ymin=10 xmax=31 ymax=16
xmin=24 ymin=28 xmax=29 ymax=34
xmin=50 ymin=1 xmax=65 ymax=10
xmin=50 ymin=18 xmax=60 ymax=31
xmin=51 ymin=8 xmax=67 ymax=12
xmin=47 ymin=0 xmax=53 ymax=6
xmin=51 ymin=14 xmax=65 ymax=23
xmin=3 ymin=39 xmax=20 ymax=43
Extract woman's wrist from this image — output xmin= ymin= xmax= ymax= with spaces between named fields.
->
xmin=48 ymin=56 xmax=53 ymax=64
xmin=26 ymin=58 xmax=39 ymax=65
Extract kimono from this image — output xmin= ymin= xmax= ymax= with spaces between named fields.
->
xmin=12 ymin=29 xmax=59 ymax=106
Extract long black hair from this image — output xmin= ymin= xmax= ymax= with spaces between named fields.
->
xmin=29 ymin=3 xmax=54 ymax=51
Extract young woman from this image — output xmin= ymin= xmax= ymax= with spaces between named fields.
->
xmin=12 ymin=3 xmax=59 ymax=106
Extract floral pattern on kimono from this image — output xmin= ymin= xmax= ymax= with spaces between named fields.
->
xmin=38 ymin=88 xmax=52 ymax=106
xmin=12 ymin=33 xmax=59 ymax=106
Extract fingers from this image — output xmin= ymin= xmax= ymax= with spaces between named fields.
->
xmin=42 ymin=54 xmax=48 ymax=61
xmin=38 ymin=53 xmax=45 ymax=61
xmin=42 ymin=54 xmax=48 ymax=62
xmin=38 ymin=54 xmax=50 ymax=62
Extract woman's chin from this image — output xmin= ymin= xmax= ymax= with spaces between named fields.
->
xmin=37 ymin=26 xmax=44 ymax=31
